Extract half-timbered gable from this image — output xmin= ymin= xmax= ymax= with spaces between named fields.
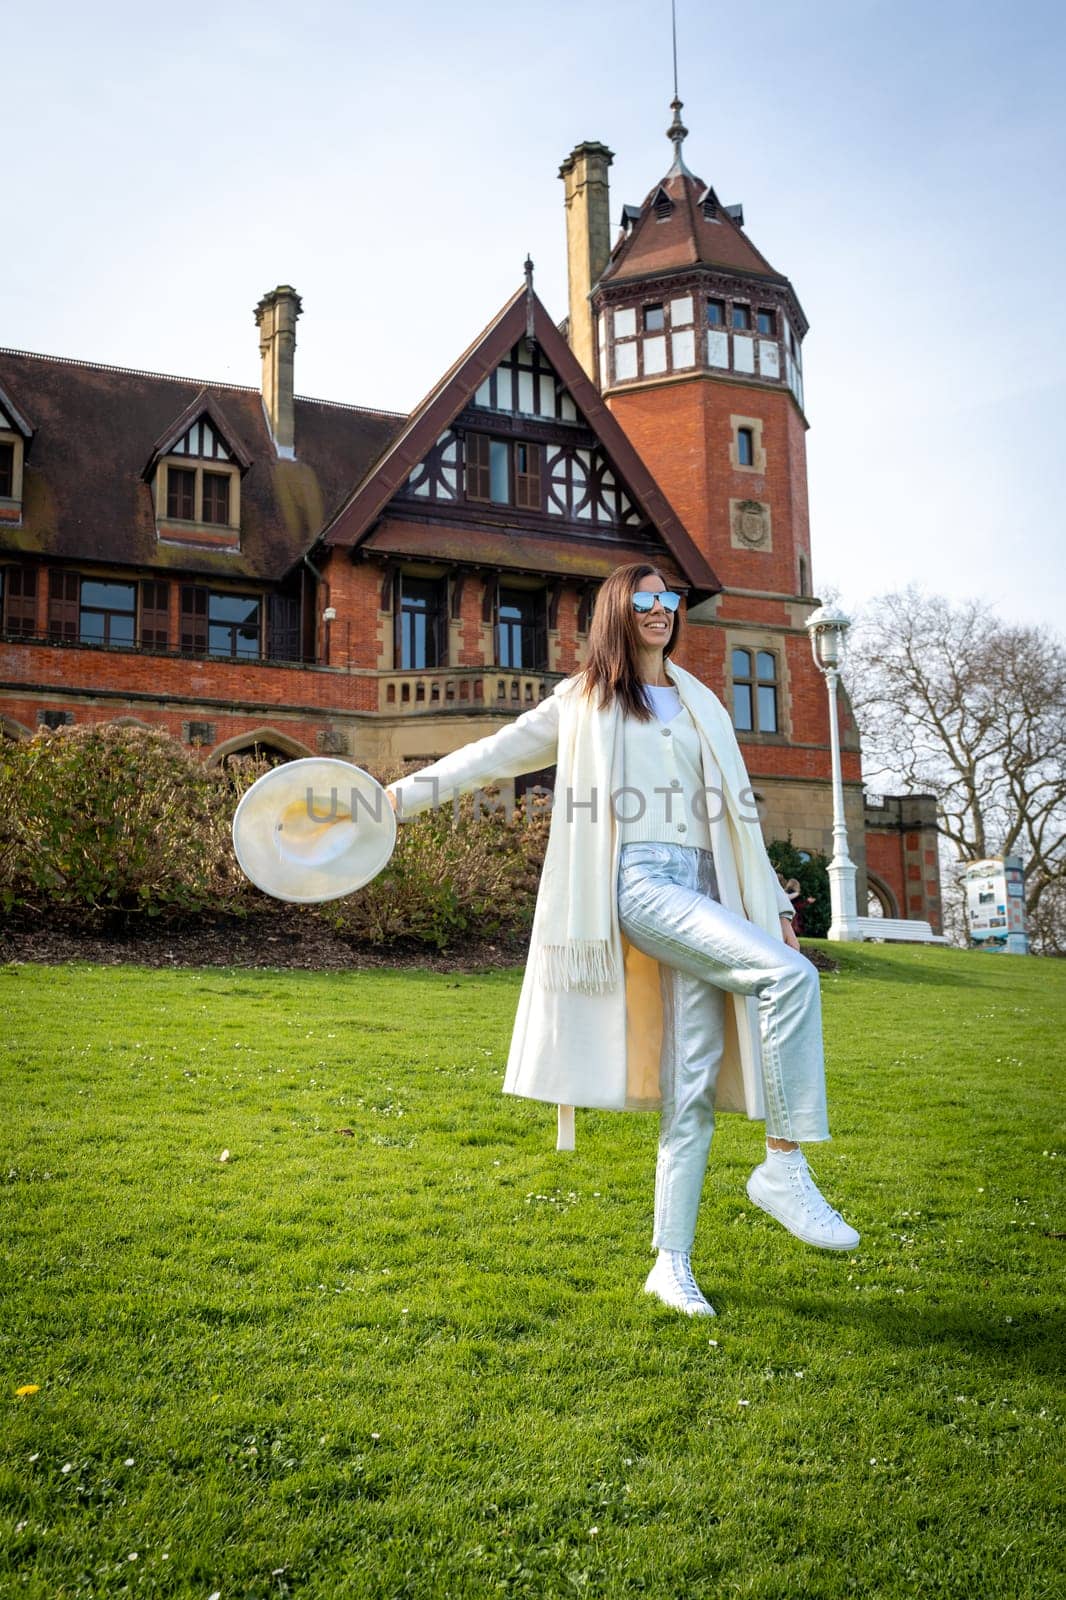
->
xmin=306 ymin=282 xmax=717 ymax=730
xmin=391 ymin=343 xmax=642 ymax=535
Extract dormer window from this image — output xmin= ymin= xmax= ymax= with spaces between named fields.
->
xmin=146 ymin=399 xmax=250 ymax=550
xmin=0 ymin=383 xmax=33 ymax=524
xmin=732 ymin=305 xmax=752 ymax=331
xmin=757 ymin=309 xmax=776 ymax=335
xmin=643 ymin=304 xmax=665 ymax=333
xmin=652 ymin=188 xmax=673 ymax=222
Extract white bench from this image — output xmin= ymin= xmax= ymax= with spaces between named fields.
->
xmin=854 ymin=916 xmax=949 ymax=944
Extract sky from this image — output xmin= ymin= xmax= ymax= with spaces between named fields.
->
xmin=4 ymin=0 xmax=1065 ymax=633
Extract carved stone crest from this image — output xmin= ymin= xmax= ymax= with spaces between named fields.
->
xmin=730 ymin=498 xmax=772 ymax=551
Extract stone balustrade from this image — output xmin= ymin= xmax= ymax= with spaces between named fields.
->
xmin=378 ymin=668 xmax=561 ymax=714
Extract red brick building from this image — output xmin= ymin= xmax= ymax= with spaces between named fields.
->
xmin=0 ymin=114 xmax=941 ymax=929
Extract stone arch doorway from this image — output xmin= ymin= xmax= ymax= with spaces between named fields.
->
xmin=866 ymin=874 xmax=897 ymax=919
xmin=206 ymin=727 xmax=314 ymax=770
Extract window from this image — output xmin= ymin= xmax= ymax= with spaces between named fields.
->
xmin=643 ymin=304 xmax=665 ymax=332
xmin=732 ymin=305 xmax=751 ymax=330
xmin=48 ymin=570 xmax=80 ymax=642
xmin=2 ymin=565 xmax=37 ymax=636
xmin=268 ymin=593 xmax=302 ymax=663
xmin=496 ymin=588 xmax=547 ymax=671
xmin=140 ymin=580 xmax=169 ymax=649
xmin=180 ymin=585 xmax=208 ymax=654
xmin=397 ymin=575 xmax=447 ymax=670
xmin=756 ymin=309 xmax=775 ymax=336
xmin=489 ymin=441 xmax=510 ymax=504
xmin=465 ymin=433 xmax=490 ymax=501
xmin=706 ymin=299 xmax=725 ymax=327
xmin=208 ymin=593 xmax=260 ymax=658
xmin=514 ymin=443 xmax=541 ymax=510
xmin=0 ymin=441 xmax=13 ymax=499
xmin=731 ymin=415 xmax=765 ymax=472
xmin=201 ymin=471 xmax=230 ymax=526
xmin=79 ymin=580 xmax=135 ymax=647
xmin=466 ymin=436 xmax=541 ymax=510
xmin=732 ymin=647 xmax=778 ymax=733
xmin=179 ymin=587 xmax=261 ymax=658
xmin=167 ymin=467 xmax=196 ymax=521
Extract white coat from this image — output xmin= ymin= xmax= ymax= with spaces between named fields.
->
xmin=389 ymin=661 xmax=795 ymax=1137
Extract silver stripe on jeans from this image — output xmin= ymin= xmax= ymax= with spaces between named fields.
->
xmin=617 ymin=841 xmax=830 ymax=1253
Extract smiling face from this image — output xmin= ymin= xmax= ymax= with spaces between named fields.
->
xmin=631 ymin=570 xmax=675 ymax=653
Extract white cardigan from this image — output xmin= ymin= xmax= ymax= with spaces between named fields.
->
xmin=388 ymin=663 xmax=795 ymax=1147
xmin=618 ymin=698 xmax=712 ymax=851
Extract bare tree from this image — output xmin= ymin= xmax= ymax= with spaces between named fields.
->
xmin=847 ymin=589 xmax=1066 ymax=951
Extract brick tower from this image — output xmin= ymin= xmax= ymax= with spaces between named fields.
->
xmin=561 ymin=103 xmax=867 ymax=878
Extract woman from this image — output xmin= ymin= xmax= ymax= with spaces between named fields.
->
xmin=387 ymin=563 xmax=857 ymax=1317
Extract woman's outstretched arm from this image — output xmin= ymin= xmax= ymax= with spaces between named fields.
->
xmin=386 ymin=691 xmax=561 ymax=819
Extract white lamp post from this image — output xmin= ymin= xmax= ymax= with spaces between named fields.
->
xmin=805 ymin=604 xmax=861 ymax=941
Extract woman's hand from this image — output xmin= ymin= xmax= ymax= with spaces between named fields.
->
xmin=780 ymin=916 xmax=800 ymax=952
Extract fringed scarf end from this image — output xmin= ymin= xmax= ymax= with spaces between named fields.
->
xmin=536 ymin=940 xmax=618 ymax=994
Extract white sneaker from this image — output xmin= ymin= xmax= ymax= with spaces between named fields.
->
xmin=746 ymin=1150 xmax=860 ymax=1251
xmin=643 ymin=1251 xmax=716 ymax=1316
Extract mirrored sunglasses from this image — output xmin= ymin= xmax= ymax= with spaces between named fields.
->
xmin=632 ymin=590 xmax=681 ymax=613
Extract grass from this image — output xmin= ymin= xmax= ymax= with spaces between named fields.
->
xmin=1 ymin=942 xmax=1063 ymax=1599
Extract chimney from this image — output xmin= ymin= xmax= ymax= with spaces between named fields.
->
xmin=558 ymin=142 xmax=613 ymax=381
xmin=255 ymin=285 xmax=303 ymax=458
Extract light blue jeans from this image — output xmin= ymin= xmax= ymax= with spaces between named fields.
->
xmin=617 ymin=841 xmax=831 ymax=1253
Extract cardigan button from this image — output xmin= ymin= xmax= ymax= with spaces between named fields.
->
xmin=670 ymin=778 xmax=681 ymax=788
xmin=677 ymin=822 xmax=687 ymax=833
xmin=661 ymin=727 xmax=672 ymax=737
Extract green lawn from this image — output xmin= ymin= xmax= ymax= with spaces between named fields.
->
xmin=1 ymin=944 xmax=1062 ymax=1599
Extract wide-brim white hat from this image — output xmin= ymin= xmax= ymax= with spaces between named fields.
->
xmin=232 ymin=758 xmax=396 ymax=904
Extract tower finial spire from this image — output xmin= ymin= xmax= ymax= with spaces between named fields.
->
xmin=666 ymin=0 xmax=690 ymax=176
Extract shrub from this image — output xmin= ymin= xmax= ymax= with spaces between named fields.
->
xmin=767 ymin=834 xmax=831 ymax=938
xmin=0 ymin=729 xmax=551 ymax=949
xmin=0 ymin=725 xmax=257 ymax=925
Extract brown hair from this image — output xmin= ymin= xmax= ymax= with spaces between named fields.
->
xmin=579 ymin=562 xmax=682 ymax=722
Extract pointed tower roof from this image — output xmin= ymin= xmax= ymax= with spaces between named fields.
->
xmin=601 ymin=166 xmax=786 ymax=287
xmin=598 ymin=98 xmax=799 ymax=308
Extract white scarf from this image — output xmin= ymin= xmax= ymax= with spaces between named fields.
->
xmin=534 ymin=659 xmax=782 ymax=994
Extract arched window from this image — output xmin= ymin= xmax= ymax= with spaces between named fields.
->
xmin=732 ymin=647 xmax=778 ymax=733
